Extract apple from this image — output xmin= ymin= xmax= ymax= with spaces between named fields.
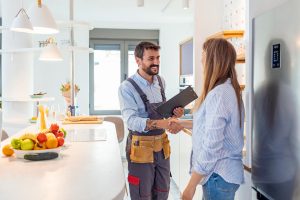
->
xmin=57 ymin=137 xmax=64 ymax=147
xmin=50 ymin=123 xmax=59 ymax=132
xmin=11 ymin=138 xmax=22 ymax=149
xmin=21 ymin=139 xmax=34 ymax=150
xmin=60 ymin=128 xmax=67 ymax=138
xmin=56 ymin=131 xmax=64 ymax=138
xmin=37 ymin=133 xmax=47 ymax=143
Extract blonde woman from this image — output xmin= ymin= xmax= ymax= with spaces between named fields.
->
xmin=171 ymin=38 xmax=245 ymax=200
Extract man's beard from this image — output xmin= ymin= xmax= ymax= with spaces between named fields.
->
xmin=143 ymin=64 xmax=159 ymax=75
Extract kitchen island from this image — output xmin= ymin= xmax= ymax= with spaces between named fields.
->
xmin=0 ymin=122 xmax=126 ymax=200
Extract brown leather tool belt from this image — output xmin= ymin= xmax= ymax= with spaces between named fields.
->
xmin=130 ymin=132 xmax=171 ymax=163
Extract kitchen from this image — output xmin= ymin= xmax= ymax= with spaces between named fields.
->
xmin=1 ymin=0 xmax=299 ymax=199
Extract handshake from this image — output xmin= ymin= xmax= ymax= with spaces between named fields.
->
xmin=159 ymin=107 xmax=190 ymax=134
xmin=167 ymin=118 xmax=184 ymax=134
xmin=147 ymin=107 xmax=192 ymax=134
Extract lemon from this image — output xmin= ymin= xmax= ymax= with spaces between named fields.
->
xmin=31 ymin=116 xmax=38 ymax=120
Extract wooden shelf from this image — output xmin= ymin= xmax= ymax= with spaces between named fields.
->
xmin=207 ymin=30 xmax=244 ymax=39
xmin=236 ymin=53 xmax=245 ymax=63
xmin=240 ymin=84 xmax=245 ymax=91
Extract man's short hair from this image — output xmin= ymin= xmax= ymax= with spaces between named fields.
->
xmin=134 ymin=41 xmax=160 ymax=59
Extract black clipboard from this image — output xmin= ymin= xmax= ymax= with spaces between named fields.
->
xmin=156 ymin=86 xmax=198 ymax=118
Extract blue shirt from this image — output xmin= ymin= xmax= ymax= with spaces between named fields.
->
xmin=191 ymin=79 xmax=245 ymax=185
xmin=118 ymin=72 xmax=166 ymax=133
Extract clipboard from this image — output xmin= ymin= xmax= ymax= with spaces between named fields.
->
xmin=156 ymin=86 xmax=198 ymax=118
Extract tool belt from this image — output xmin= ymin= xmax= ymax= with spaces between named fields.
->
xmin=130 ymin=132 xmax=171 ymax=163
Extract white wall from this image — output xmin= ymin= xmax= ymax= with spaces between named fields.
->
xmin=160 ymin=23 xmax=193 ymax=98
xmin=194 ymin=0 xmax=224 ymax=94
xmin=33 ymin=28 xmax=90 ymax=115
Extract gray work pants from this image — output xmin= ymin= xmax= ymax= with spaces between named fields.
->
xmin=126 ymin=138 xmax=170 ymax=200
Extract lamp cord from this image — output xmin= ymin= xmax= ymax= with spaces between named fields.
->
xmin=37 ymin=0 xmax=42 ymax=8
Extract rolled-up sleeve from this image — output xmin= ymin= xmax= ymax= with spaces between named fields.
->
xmin=192 ymin=93 xmax=229 ymax=175
xmin=118 ymin=84 xmax=148 ymax=132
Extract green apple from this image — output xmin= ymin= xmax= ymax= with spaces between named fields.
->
xmin=21 ymin=139 xmax=34 ymax=150
xmin=11 ymin=138 xmax=22 ymax=149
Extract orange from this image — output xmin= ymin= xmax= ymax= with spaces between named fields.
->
xmin=46 ymin=138 xmax=58 ymax=149
xmin=2 ymin=144 xmax=14 ymax=157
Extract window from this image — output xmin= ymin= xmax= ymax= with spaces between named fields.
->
xmin=89 ymin=30 xmax=159 ymax=115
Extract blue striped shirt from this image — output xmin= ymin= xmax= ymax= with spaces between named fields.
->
xmin=191 ymin=79 xmax=245 ymax=185
xmin=118 ymin=72 xmax=166 ymax=133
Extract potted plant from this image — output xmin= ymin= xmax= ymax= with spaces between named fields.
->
xmin=60 ymin=81 xmax=80 ymax=108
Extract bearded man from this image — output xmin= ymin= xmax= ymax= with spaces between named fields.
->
xmin=118 ymin=41 xmax=183 ymax=200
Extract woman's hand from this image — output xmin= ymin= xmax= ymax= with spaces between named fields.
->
xmin=182 ymin=171 xmax=203 ymax=200
xmin=182 ymin=184 xmax=196 ymax=200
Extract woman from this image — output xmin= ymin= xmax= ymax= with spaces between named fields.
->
xmin=172 ymin=38 xmax=245 ymax=200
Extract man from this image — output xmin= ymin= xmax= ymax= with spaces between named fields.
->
xmin=118 ymin=41 xmax=183 ymax=200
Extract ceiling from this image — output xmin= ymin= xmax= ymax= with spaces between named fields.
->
xmin=0 ymin=0 xmax=194 ymax=28
xmin=73 ymin=0 xmax=194 ymax=23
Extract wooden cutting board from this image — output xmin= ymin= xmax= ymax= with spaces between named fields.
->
xmin=62 ymin=119 xmax=103 ymax=125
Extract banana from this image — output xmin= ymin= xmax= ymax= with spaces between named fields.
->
xmin=40 ymin=129 xmax=51 ymax=134
xmin=19 ymin=133 xmax=38 ymax=143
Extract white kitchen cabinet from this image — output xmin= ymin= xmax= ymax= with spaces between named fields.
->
xmin=236 ymin=171 xmax=253 ymax=200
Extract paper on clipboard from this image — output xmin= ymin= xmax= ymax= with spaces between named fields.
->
xmin=156 ymin=86 xmax=198 ymax=118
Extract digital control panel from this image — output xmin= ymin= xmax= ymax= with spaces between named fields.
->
xmin=272 ymin=43 xmax=281 ymax=69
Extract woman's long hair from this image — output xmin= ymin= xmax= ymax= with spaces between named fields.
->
xmin=193 ymin=38 xmax=243 ymax=126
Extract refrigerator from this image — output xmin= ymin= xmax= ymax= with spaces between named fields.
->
xmin=252 ymin=0 xmax=300 ymax=199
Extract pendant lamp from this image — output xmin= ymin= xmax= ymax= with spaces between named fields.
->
xmin=137 ymin=0 xmax=144 ymax=7
xmin=183 ymin=0 xmax=189 ymax=9
xmin=39 ymin=37 xmax=63 ymax=61
xmin=29 ymin=0 xmax=59 ymax=34
xmin=10 ymin=8 xmax=34 ymax=33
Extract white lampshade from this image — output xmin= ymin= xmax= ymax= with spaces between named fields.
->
xmin=10 ymin=8 xmax=33 ymax=33
xmin=29 ymin=3 xmax=59 ymax=34
xmin=183 ymin=0 xmax=189 ymax=9
xmin=39 ymin=44 xmax=63 ymax=61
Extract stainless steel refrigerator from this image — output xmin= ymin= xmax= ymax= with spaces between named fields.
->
xmin=252 ymin=0 xmax=300 ymax=199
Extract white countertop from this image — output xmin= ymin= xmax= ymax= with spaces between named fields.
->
xmin=0 ymin=122 xmax=126 ymax=200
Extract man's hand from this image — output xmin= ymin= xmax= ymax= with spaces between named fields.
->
xmin=168 ymin=119 xmax=183 ymax=134
xmin=172 ymin=107 xmax=184 ymax=118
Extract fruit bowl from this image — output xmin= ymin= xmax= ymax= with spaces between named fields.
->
xmin=14 ymin=147 xmax=61 ymax=159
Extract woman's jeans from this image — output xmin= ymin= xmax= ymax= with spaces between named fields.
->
xmin=202 ymin=173 xmax=240 ymax=200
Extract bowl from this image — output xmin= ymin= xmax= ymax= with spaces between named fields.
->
xmin=14 ymin=147 xmax=61 ymax=159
